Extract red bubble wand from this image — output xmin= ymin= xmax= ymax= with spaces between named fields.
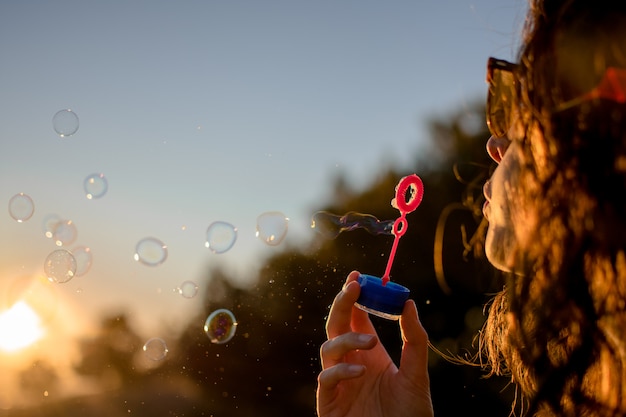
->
xmin=381 ymin=174 xmax=424 ymax=286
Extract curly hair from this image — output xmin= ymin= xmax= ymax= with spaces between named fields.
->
xmin=479 ymin=1 xmax=626 ymax=416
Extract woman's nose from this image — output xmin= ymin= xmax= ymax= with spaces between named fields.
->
xmin=486 ymin=135 xmax=510 ymax=163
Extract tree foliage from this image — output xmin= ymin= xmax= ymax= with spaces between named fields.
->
xmin=13 ymin=101 xmax=515 ymax=416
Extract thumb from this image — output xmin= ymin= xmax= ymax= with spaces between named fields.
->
xmin=398 ymin=300 xmax=430 ymax=387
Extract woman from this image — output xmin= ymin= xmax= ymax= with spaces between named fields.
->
xmin=317 ymin=1 xmax=626 ymax=416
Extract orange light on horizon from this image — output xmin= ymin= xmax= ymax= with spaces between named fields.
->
xmin=0 ymin=301 xmax=45 ymax=353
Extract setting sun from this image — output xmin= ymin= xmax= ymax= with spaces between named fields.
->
xmin=0 ymin=301 xmax=44 ymax=352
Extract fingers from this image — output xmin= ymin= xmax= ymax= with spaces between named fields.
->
xmin=317 ymin=362 xmax=365 ymax=394
xmin=325 ymin=271 xmax=362 ymax=339
xmin=318 ymin=331 xmax=377 ymax=409
xmin=398 ymin=299 xmax=430 ymax=385
xmin=344 ymin=270 xmax=360 ymax=285
xmin=320 ymin=332 xmax=377 ymax=369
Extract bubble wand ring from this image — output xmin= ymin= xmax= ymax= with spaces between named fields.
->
xmin=355 ymin=174 xmax=424 ymax=320
xmin=382 ymin=174 xmax=424 ymax=285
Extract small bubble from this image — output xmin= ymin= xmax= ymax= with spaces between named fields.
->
xmin=256 ymin=211 xmax=289 ymax=246
xmin=143 ymin=337 xmax=168 ymax=361
xmin=44 ymin=249 xmax=77 ymax=283
xmin=8 ymin=193 xmax=34 ymax=222
xmin=177 ymin=280 xmax=199 ymax=298
xmin=52 ymin=219 xmax=78 ymax=246
xmin=84 ymin=173 xmax=108 ymax=199
xmin=71 ymin=246 xmax=93 ymax=276
xmin=204 ymin=221 xmax=237 ymax=254
xmin=52 ymin=109 xmax=79 ymax=137
xmin=42 ymin=214 xmax=61 ymax=238
xmin=204 ymin=309 xmax=237 ymax=344
xmin=134 ymin=237 xmax=168 ymax=266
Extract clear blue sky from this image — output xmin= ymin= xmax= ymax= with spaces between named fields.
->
xmin=0 ymin=1 xmax=527 ymax=343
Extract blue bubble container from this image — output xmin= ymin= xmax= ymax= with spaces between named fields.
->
xmin=355 ymin=274 xmax=410 ymax=320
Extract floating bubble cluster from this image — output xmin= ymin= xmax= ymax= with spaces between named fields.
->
xmin=6 ymin=107 xmax=306 ymax=362
xmin=52 ymin=109 xmax=79 ymax=138
xmin=8 ymin=193 xmax=35 ymax=222
xmin=204 ymin=308 xmax=237 ymax=344
xmin=311 ymin=211 xmax=394 ymax=239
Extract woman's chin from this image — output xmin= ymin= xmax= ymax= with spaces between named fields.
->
xmin=485 ymin=225 xmax=515 ymax=273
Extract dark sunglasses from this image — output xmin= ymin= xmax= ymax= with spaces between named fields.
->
xmin=486 ymin=56 xmax=626 ymax=138
xmin=486 ymin=57 xmax=518 ymax=138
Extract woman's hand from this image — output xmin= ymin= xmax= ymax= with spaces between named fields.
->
xmin=316 ymin=271 xmax=434 ymax=417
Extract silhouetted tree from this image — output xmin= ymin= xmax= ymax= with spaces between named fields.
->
xmin=168 ymin=100 xmax=513 ymax=416
xmin=73 ymin=314 xmax=142 ymax=390
xmin=19 ymin=360 xmax=58 ymax=403
xmin=12 ymin=101 xmax=514 ymax=417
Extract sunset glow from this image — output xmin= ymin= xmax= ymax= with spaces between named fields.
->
xmin=0 ymin=301 xmax=44 ymax=352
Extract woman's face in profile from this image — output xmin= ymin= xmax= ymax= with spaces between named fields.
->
xmin=483 ymin=128 xmax=537 ymax=273
xmin=483 ymin=136 xmax=520 ymax=272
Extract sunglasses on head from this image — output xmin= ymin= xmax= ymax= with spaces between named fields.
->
xmin=486 ymin=56 xmax=626 ymax=138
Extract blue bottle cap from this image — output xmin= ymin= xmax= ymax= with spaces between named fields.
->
xmin=354 ymin=274 xmax=410 ymax=320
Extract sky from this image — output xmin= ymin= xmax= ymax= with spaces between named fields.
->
xmin=0 ymin=0 xmax=527 ymax=401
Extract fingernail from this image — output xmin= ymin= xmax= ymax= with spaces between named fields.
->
xmin=358 ymin=334 xmax=374 ymax=343
xmin=347 ymin=364 xmax=364 ymax=375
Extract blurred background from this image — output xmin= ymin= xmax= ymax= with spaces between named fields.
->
xmin=0 ymin=1 xmax=526 ymax=415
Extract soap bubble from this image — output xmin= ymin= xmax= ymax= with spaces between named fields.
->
xmin=52 ymin=219 xmax=78 ymax=246
xmin=8 ymin=193 xmax=34 ymax=222
xmin=143 ymin=337 xmax=168 ymax=361
xmin=311 ymin=211 xmax=394 ymax=239
xmin=71 ymin=246 xmax=93 ymax=276
xmin=52 ymin=109 xmax=79 ymax=137
xmin=134 ymin=237 xmax=168 ymax=266
xmin=204 ymin=221 xmax=237 ymax=254
xmin=177 ymin=280 xmax=199 ymax=299
xmin=42 ymin=214 xmax=61 ymax=238
xmin=204 ymin=308 xmax=237 ymax=344
xmin=44 ymin=249 xmax=77 ymax=283
xmin=256 ymin=211 xmax=289 ymax=246
xmin=84 ymin=173 xmax=108 ymax=199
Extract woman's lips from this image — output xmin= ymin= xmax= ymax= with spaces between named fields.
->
xmin=482 ymin=180 xmax=492 ymax=220
xmin=483 ymin=200 xmax=490 ymax=220
xmin=483 ymin=179 xmax=492 ymax=200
